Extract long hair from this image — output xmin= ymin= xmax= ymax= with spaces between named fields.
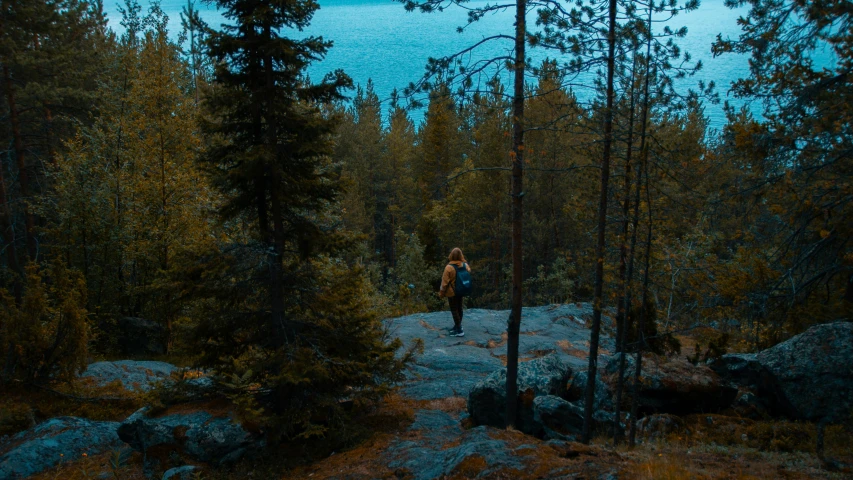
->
xmin=448 ymin=247 xmax=466 ymax=263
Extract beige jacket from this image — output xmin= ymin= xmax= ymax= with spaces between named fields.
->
xmin=439 ymin=260 xmax=471 ymax=298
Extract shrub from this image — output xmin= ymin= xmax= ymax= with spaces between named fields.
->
xmin=0 ymin=262 xmax=89 ymax=385
xmin=688 ymin=330 xmax=730 ymax=365
xmin=524 ymin=256 xmax=577 ymax=306
xmin=627 ymin=297 xmax=681 ymax=356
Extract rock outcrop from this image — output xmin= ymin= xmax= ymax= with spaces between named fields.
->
xmin=0 ymin=417 xmax=125 ymax=479
xmin=162 ymin=465 xmax=198 ymax=480
xmin=386 ymin=409 xmax=526 ymax=479
xmin=118 ymin=407 xmax=259 ymax=464
xmin=709 ymin=353 xmax=764 ymax=390
xmin=531 ymin=395 xmax=616 ymax=440
xmin=468 ymin=354 xmax=572 ymax=435
xmin=81 ymin=360 xmax=177 ymax=392
xmin=564 ymin=370 xmax=613 ymax=412
xmin=603 ymin=353 xmax=737 ymax=414
xmin=755 ymin=321 xmax=853 ymax=423
xmin=389 ymin=305 xmax=614 ymax=400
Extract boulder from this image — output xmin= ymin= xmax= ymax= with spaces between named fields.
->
xmin=603 ymin=353 xmax=737 ymax=414
xmin=118 ymin=316 xmax=167 ymax=355
xmin=603 ymin=352 xmax=636 ymax=378
xmin=468 ymin=354 xmax=572 ymax=435
xmin=162 ymin=465 xmax=198 ymax=480
xmin=755 ymin=321 xmax=853 ymax=423
xmin=118 ymin=407 xmax=259 ymax=464
xmin=388 ymin=304 xmax=616 ymax=401
xmin=565 ymin=369 xmax=613 ymax=412
xmin=386 ymin=425 xmax=525 ymax=480
xmin=0 ymin=417 xmax=124 ymax=479
xmin=709 ymin=353 xmax=765 ymax=390
xmin=533 ymin=395 xmax=584 ymax=439
xmin=81 ymin=360 xmax=177 ymax=392
xmin=532 ymin=396 xmax=618 ymax=440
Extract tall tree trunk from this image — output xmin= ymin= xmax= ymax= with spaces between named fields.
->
xmin=582 ymin=0 xmax=617 ymax=444
xmin=615 ymin=54 xmax=639 ymax=354
xmin=113 ymin=57 xmax=131 ymax=313
xmin=4 ymin=64 xmax=37 ymax=261
xmin=0 ymin=154 xmax=21 ymax=294
xmin=269 ymin=166 xmax=287 ymax=341
xmin=628 ymin=5 xmax=655 ymax=447
xmin=505 ymin=0 xmax=526 ymax=429
xmin=263 ymin=26 xmax=287 ymax=343
xmin=629 ymin=139 xmax=653 ymax=446
xmin=158 ymin=103 xmax=172 ymax=353
xmin=613 ymin=50 xmax=640 ymax=446
xmin=44 ymin=107 xmax=57 ymax=166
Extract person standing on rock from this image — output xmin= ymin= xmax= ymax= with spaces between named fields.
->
xmin=439 ymin=248 xmax=472 ymax=337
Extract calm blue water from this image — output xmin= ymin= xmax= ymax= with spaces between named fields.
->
xmin=104 ymin=0 xmax=761 ymax=130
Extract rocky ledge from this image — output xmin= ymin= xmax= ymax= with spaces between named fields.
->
xmin=2 ymin=306 xmax=850 ymax=479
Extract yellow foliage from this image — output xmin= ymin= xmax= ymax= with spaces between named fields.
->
xmin=0 ymin=261 xmax=88 ymax=385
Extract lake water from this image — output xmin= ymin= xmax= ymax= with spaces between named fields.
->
xmin=104 ymin=0 xmax=760 ymax=131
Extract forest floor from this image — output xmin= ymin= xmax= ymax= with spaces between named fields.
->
xmin=5 ymin=305 xmax=852 ymax=479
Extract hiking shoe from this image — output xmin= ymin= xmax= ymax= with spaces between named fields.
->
xmin=452 ymin=328 xmax=465 ymax=337
xmin=448 ymin=326 xmax=460 ymax=336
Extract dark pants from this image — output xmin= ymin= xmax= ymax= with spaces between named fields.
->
xmin=448 ymin=296 xmax=463 ymax=329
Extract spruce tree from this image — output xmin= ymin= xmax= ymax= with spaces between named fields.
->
xmin=197 ymin=0 xmax=410 ymax=441
xmin=202 ymin=0 xmax=351 ymax=340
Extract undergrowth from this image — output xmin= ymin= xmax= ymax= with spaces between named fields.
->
xmin=0 ymin=379 xmax=144 ymax=438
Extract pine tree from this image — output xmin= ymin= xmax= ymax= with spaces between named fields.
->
xmin=0 ymin=0 xmax=106 ymax=285
xmin=382 ymin=93 xmax=420 ymax=267
xmin=179 ymin=0 xmax=211 ymax=105
xmin=711 ymin=0 xmax=853 ymax=338
xmin=581 ymin=0 xmax=618 ymax=444
xmin=336 ymin=82 xmax=386 ymax=252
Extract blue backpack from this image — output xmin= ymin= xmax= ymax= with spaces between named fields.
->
xmin=452 ymin=263 xmax=472 ymax=297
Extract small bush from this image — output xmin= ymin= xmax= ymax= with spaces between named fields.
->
xmin=0 ymin=401 xmax=35 ymax=436
xmin=0 ymin=261 xmax=89 ymax=385
xmin=627 ymin=297 xmax=681 ymax=356
xmin=687 ymin=331 xmax=730 ymax=365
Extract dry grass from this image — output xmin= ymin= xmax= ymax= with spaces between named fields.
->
xmin=276 ymin=394 xmax=419 ymax=480
xmin=620 ymin=440 xmax=840 ymax=479
xmin=626 ymin=453 xmax=712 ymax=480
xmin=619 ymin=413 xmax=853 ymax=479
xmin=413 ymin=396 xmax=467 ymax=414
xmin=0 ymin=379 xmax=145 ymax=438
xmin=484 ymin=428 xmax=620 ymax=478
xmin=676 ymin=414 xmax=853 ymax=459
xmin=35 ymin=403 xmax=852 ymax=480
xmin=557 ymin=339 xmax=588 ymax=359
xmin=419 ymin=320 xmax=443 ymax=332
xmin=526 ymin=349 xmax=557 ymax=359
xmin=447 ymin=455 xmax=492 ymax=478
xmin=30 ymin=450 xmax=149 ymax=480
xmin=487 ymin=332 xmax=508 ymax=349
